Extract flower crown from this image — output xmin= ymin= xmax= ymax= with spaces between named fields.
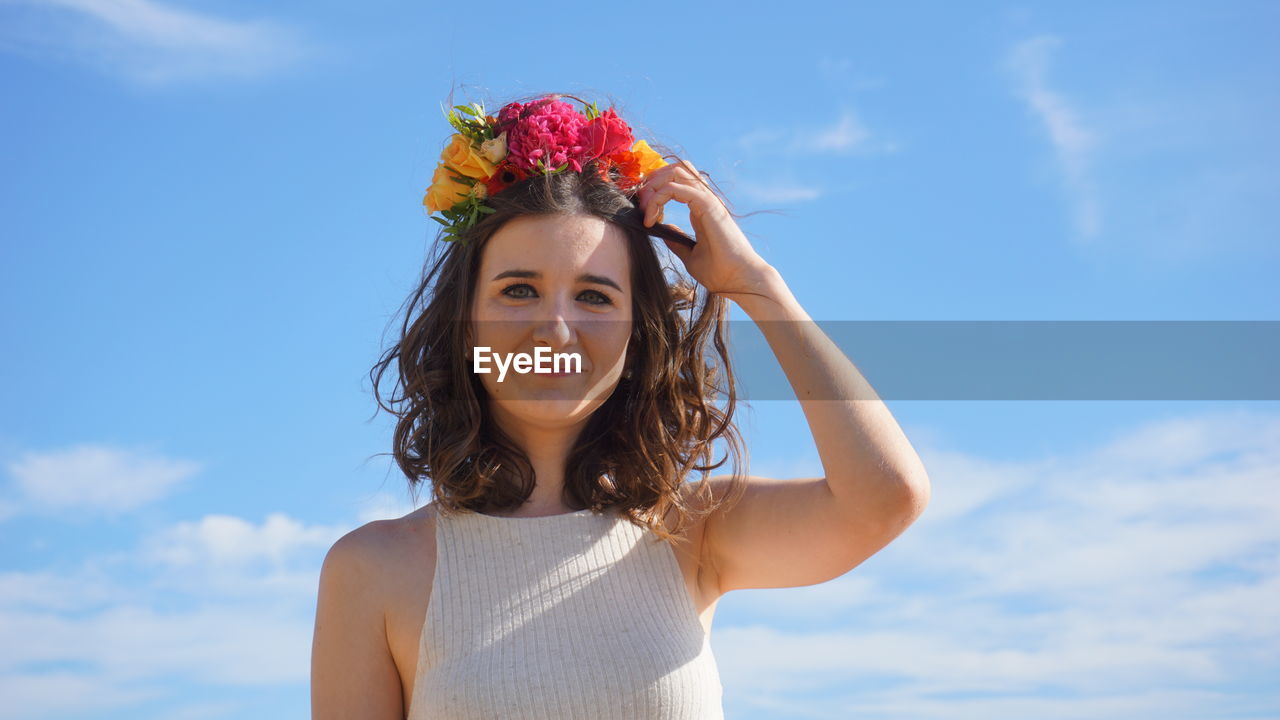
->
xmin=422 ymin=94 xmax=669 ymax=243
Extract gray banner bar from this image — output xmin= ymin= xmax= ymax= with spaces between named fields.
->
xmin=726 ymin=321 xmax=1278 ymax=400
xmin=460 ymin=321 xmax=1278 ymax=400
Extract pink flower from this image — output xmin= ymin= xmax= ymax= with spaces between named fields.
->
xmin=580 ymin=108 xmax=635 ymax=161
xmin=497 ymin=97 xmax=589 ymax=173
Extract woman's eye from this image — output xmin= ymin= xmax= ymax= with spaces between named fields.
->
xmin=500 ymin=284 xmax=614 ymax=306
xmin=502 ymin=283 xmax=536 ymax=299
xmin=580 ymin=290 xmax=614 ymax=306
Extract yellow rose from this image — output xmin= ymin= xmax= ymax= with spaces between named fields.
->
xmin=630 ymin=139 xmax=668 ymax=177
xmin=440 ymin=133 xmax=496 ymax=180
xmin=423 ymin=163 xmax=471 ymax=213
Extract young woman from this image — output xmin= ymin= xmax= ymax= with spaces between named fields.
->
xmin=311 ymin=94 xmax=931 ymax=719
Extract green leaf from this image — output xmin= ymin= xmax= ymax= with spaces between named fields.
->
xmin=454 ymin=104 xmax=478 ymax=116
xmin=477 ymin=205 xmax=496 ymax=214
xmin=430 ymin=215 xmax=449 ymax=226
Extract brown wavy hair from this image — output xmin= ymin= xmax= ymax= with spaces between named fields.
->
xmin=368 ymin=101 xmax=753 ymax=545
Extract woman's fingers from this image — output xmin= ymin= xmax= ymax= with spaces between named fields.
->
xmin=637 ymin=158 xmax=708 ymax=226
xmin=643 ymin=178 xmax=703 ymax=227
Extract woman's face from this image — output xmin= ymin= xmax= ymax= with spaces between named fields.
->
xmin=469 ymin=212 xmax=633 ymax=431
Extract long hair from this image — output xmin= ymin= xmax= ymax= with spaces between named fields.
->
xmin=369 ymin=137 xmax=749 ymax=545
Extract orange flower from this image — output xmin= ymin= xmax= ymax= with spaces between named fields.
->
xmin=629 ymin=139 xmax=667 ymax=177
xmin=423 ymin=163 xmax=471 ymax=213
xmin=440 ymin=133 xmax=496 ymax=180
xmin=601 ymin=139 xmax=668 ymax=191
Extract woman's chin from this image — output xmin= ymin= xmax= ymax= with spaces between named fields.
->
xmin=500 ymin=398 xmax=596 ymax=425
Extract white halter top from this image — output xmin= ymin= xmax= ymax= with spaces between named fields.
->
xmin=406 ymin=506 xmax=725 ymax=719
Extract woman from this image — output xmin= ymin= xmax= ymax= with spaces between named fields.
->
xmin=311 ymin=94 xmax=931 ymax=719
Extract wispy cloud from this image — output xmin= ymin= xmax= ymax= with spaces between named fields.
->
xmin=714 ymin=408 xmax=1280 ymax=718
xmin=725 ymin=86 xmax=899 ymax=207
xmin=0 ymin=671 xmax=159 ymax=719
xmin=735 ymin=180 xmax=825 ymax=204
xmin=1005 ymin=35 xmax=1103 ymax=241
xmin=3 ymin=443 xmax=199 ymax=516
xmin=806 ymin=110 xmax=872 ymax=153
xmin=735 ymin=108 xmax=890 ymax=157
xmin=0 ymin=0 xmax=311 ymax=86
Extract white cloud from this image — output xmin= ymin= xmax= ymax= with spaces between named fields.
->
xmin=4 ymin=410 xmax=1277 ymax=718
xmin=0 ymin=567 xmax=124 ymax=612
xmin=4 ymin=443 xmax=199 ymax=515
xmin=805 ymin=110 xmax=872 ymax=153
xmin=736 ymin=108 xmax=888 ymax=157
xmin=0 ymin=671 xmax=159 ymax=719
xmin=143 ymin=512 xmax=343 ymax=568
xmin=0 ymin=0 xmax=311 ymax=86
xmin=0 ymin=602 xmax=313 ymax=685
xmin=1005 ymin=34 xmax=1103 ymax=241
xmin=137 ymin=512 xmax=349 ymax=601
xmin=713 ymin=408 xmax=1280 ymax=718
xmin=727 ymin=90 xmax=898 ymax=206
xmin=0 ymin=510 xmax=346 ymax=716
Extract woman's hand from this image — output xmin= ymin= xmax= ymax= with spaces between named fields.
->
xmin=635 ymin=159 xmax=778 ymax=301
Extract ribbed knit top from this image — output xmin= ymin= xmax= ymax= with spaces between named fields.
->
xmin=406 ymin=506 xmax=725 ymax=719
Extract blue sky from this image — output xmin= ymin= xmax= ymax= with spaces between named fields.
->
xmin=1 ymin=1 xmax=1278 ymax=718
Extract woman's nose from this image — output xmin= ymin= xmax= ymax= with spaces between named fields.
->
xmin=530 ymin=300 xmax=577 ymax=348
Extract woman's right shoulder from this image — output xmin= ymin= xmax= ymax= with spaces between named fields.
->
xmin=314 ymin=503 xmax=440 ymax=719
xmin=325 ymin=502 xmax=440 ymax=576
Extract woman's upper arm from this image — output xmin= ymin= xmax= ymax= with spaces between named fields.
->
xmin=311 ymin=526 xmax=405 ymax=720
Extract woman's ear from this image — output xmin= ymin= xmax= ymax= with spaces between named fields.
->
xmin=623 ymin=348 xmax=636 ymax=379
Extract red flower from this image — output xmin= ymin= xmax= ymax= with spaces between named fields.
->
xmin=599 ymin=148 xmax=645 ymax=191
xmin=579 ymin=108 xmax=635 ymax=162
xmin=485 ymin=158 xmax=529 ymax=196
xmin=497 ymin=97 xmax=588 ymax=173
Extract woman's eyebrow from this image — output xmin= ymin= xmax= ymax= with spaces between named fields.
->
xmin=491 ymin=269 xmax=623 ymax=293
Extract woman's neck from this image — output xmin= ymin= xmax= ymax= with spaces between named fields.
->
xmin=488 ymin=403 xmax=591 ymax=511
